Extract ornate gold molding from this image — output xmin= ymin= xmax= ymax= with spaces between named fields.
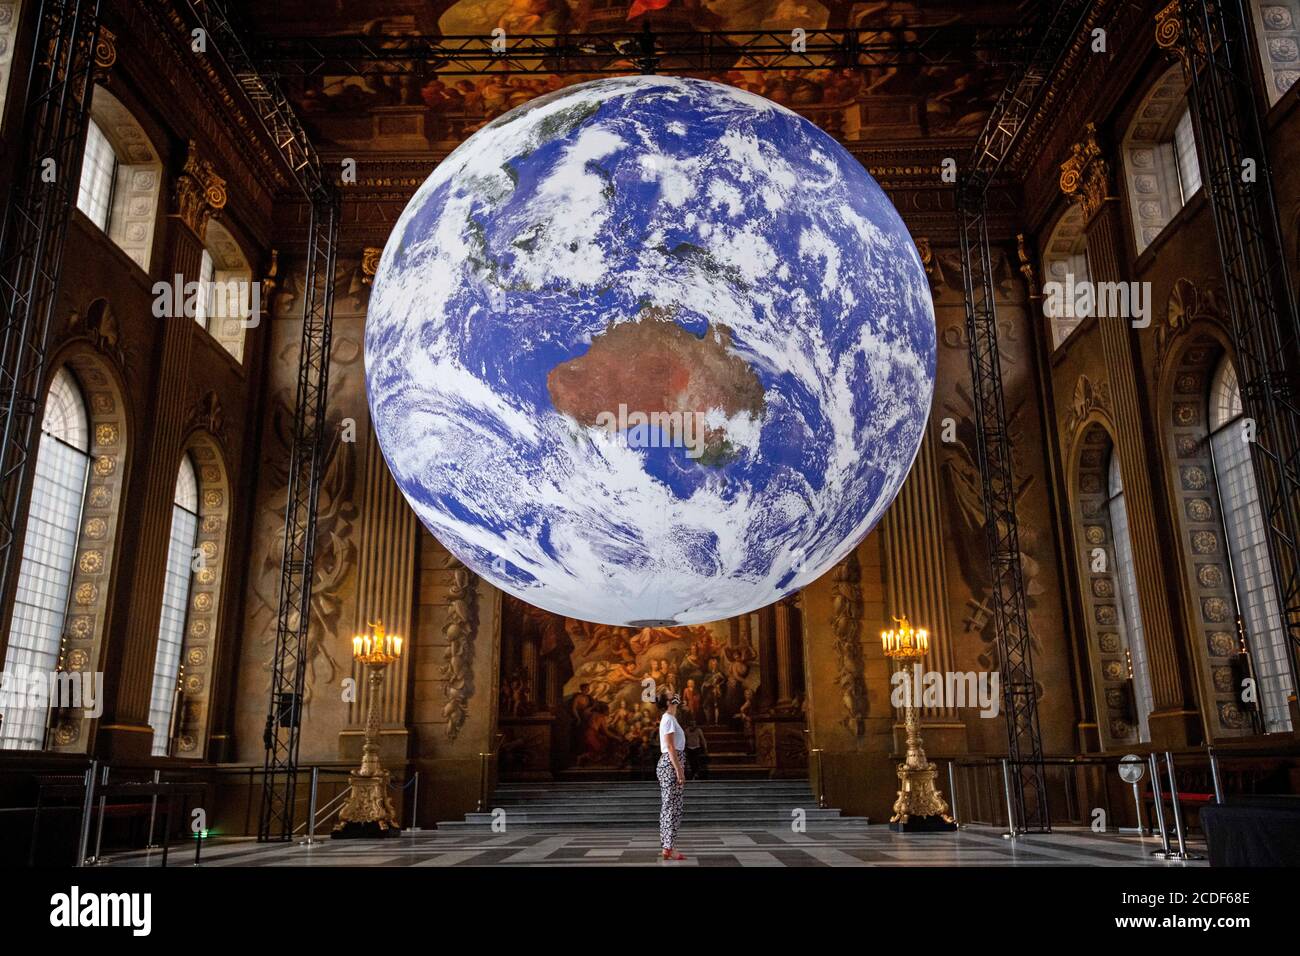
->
xmin=915 ymin=236 xmax=939 ymax=291
xmin=94 ymin=26 xmax=117 ymax=72
xmin=1155 ymin=0 xmax=1189 ymax=71
xmin=361 ymin=247 xmax=382 ymax=286
xmin=440 ymin=560 xmax=477 ymax=741
xmin=188 ymin=390 xmax=225 ymax=440
xmin=1157 ymin=277 xmax=1227 ymax=371
xmin=1062 ymin=374 xmax=1113 ymax=451
xmin=831 ymin=551 xmax=868 ymax=735
xmin=173 ymin=140 xmax=228 ymax=240
xmin=1059 ymin=122 xmax=1114 ymax=223
xmin=1016 ymin=233 xmax=1040 ymax=301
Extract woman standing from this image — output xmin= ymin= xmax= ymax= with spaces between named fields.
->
xmin=656 ymin=694 xmax=688 ymax=860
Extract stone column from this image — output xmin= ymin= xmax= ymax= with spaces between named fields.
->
xmin=1060 ymin=124 xmax=1197 ymax=746
xmin=342 ymin=423 xmax=417 ymax=766
xmin=543 ymin=657 xmax=561 ymax=713
xmin=521 ymin=635 xmax=540 ymax=710
xmin=756 ymin=604 xmax=777 ymax=712
xmin=774 ymin=599 xmax=796 ymax=705
xmin=881 ymin=424 xmax=967 ymax=753
xmin=99 ymin=144 xmax=226 ymax=761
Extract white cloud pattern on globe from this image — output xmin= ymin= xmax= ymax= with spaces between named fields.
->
xmin=365 ymin=75 xmax=935 ymax=626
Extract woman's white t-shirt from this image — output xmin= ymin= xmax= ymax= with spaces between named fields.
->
xmin=660 ymin=713 xmax=686 ymax=753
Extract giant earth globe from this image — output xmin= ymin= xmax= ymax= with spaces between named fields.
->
xmin=365 ymin=75 xmax=935 ymax=627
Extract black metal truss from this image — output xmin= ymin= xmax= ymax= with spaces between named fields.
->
xmin=0 ymin=0 xmax=102 ymax=677
xmin=257 ymin=196 xmax=338 ymax=843
xmin=1178 ymin=0 xmax=1300 ymax=693
xmin=188 ymin=0 xmax=331 ymax=202
xmin=250 ymin=25 xmax=1037 ymax=78
xmin=180 ymin=0 xmax=340 ymax=842
xmin=957 ymin=0 xmax=1095 ymax=834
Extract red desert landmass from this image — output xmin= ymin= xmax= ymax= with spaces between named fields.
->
xmin=546 ymin=308 xmax=765 ymax=463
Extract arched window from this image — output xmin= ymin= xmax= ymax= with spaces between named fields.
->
xmin=148 ymin=455 xmax=200 ymax=756
xmin=1107 ymin=453 xmax=1156 ymax=741
xmin=74 ymin=86 xmax=162 ymax=272
xmin=0 ymin=369 xmax=90 ymax=750
xmin=1250 ymin=1 xmax=1300 ymax=107
xmin=199 ymin=220 xmax=253 ymax=363
xmin=76 ymin=119 xmax=117 ymax=231
xmin=0 ymin=1 xmax=26 ymax=130
xmin=1042 ymin=204 xmax=1091 ymax=349
xmin=1208 ymin=356 xmax=1294 ymax=731
xmin=1121 ymin=66 xmax=1203 ymax=255
xmin=194 ymin=248 xmax=215 ymax=331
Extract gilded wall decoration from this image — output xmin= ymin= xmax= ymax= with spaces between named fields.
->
xmin=62 ymin=299 xmax=129 ymax=369
xmin=831 ymin=550 xmax=868 ymax=734
xmin=1059 ymin=122 xmax=1114 ymax=222
xmin=440 ymin=559 xmax=478 ymax=741
xmin=1061 ymin=375 xmax=1112 ymax=455
xmin=1157 ymin=278 xmax=1226 ymax=372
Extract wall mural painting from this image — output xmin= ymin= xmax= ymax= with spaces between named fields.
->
xmin=935 ymin=261 xmax=1051 ymax=710
xmin=246 ymin=274 xmax=362 ymax=708
xmin=281 ymin=0 xmax=1005 ymax=148
xmin=500 ymin=596 xmax=761 ymax=772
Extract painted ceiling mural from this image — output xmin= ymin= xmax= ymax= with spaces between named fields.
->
xmin=238 ymin=0 xmax=1023 ymax=149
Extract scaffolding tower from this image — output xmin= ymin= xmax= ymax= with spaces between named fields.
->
xmin=0 ymin=0 xmax=103 ymax=682
xmin=1174 ymin=0 xmax=1300 ymax=702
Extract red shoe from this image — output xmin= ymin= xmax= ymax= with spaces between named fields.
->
xmin=662 ymin=849 xmax=687 ymax=861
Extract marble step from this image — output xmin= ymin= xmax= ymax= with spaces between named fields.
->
xmin=442 ymin=779 xmax=866 ymax=828
xmin=443 ymin=808 xmax=868 ymax=827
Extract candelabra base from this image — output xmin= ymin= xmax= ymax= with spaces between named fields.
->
xmin=330 ymin=769 xmax=402 ymax=839
xmin=889 ymin=815 xmax=957 ymax=833
xmin=889 ymin=761 xmax=955 ymax=833
xmin=331 ymin=820 xmax=403 ymax=840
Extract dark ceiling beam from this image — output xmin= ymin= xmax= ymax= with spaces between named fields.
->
xmin=250 ymin=26 xmax=1038 ymax=78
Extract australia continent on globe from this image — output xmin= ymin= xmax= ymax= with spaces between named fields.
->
xmin=365 ymin=75 xmax=936 ymax=626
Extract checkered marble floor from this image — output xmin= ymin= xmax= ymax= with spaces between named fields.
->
xmin=101 ymin=825 xmax=1208 ymax=868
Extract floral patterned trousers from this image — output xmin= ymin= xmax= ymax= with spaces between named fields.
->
xmin=657 ymin=749 xmax=685 ymax=850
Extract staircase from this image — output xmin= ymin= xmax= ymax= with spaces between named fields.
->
xmin=698 ymin=723 xmax=755 ymax=769
xmin=440 ymin=779 xmax=870 ymax=829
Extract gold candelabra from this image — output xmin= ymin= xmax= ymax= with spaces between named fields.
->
xmin=332 ymin=619 xmax=404 ymax=839
xmin=881 ymin=616 xmax=955 ymax=832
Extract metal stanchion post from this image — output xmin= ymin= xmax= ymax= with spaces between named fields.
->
xmin=300 ymin=766 xmax=321 ymax=845
xmin=1209 ymin=748 xmax=1224 ymax=804
xmin=76 ymin=760 xmax=98 ymax=868
xmin=947 ymin=761 xmax=960 ymax=827
xmin=146 ymin=770 xmax=161 ymax=848
xmin=477 ymin=752 xmax=491 ymax=812
xmin=408 ymin=771 xmax=421 ymax=831
xmin=1126 ymin=781 xmax=1146 ymax=835
xmin=90 ymin=764 xmax=110 ymax=865
xmin=1148 ymin=752 xmax=1172 ymax=857
xmin=1162 ymin=751 xmax=1202 ymax=861
xmin=1000 ymin=758 xmax=1018 ymax=839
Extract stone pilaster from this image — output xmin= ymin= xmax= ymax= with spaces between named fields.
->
xmin=99 ymin=144 xmax=226 ymax=760
xmin=881 ymin=425 xmax=968 ymax=753
xmin=1061 ymin=125 xmax=1199 ymax=747
xmin=341 ymin=427 xmax=417 ymax=766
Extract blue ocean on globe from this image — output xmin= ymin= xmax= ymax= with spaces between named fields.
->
xmin=365 ymin=75 xmax=935 ymax=627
